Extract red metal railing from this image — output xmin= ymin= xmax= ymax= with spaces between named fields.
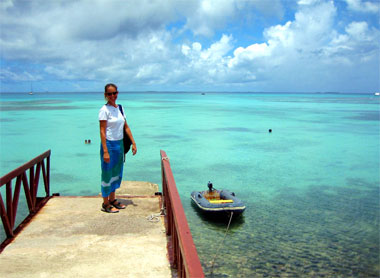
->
xmin=0 ymin=150 xmax=51 ymax=252
xmin=160 ymin=150 xmax=204 ymax=278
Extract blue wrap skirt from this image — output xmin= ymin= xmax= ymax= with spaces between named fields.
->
xmin=100 ymin=139 xmax=124 ymax=197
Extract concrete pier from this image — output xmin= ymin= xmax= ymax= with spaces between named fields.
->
xmin=0 ymin=181 xmax=173 ymax=278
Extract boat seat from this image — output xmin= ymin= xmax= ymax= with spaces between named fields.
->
xmin=203 ymin=191 xmax=220 ymax=200
xmin=209 ymin=199 xmax=234 ymax=204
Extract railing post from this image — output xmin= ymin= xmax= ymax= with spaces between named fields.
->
xmin=42 ymin=160 xmax=49 ymax=197
xmin=0 ymin=194 xmax=12 ymax=237
xmin=12 ymin=175 xmax=22 ymax=228
xmin=47 ymin=155 xmax=50 ymax=196
xmin=6 ymin=182 xmax=13 ymax=232
xmin=34 ymin=162 xmax=41 ymax=201
xmin=29 ymin=165 xmax=35 ymax=209
xmin=22 ymin=172 xmax=33 ymax=213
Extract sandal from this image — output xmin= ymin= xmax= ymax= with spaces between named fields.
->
xmin=110 ymin=199 xmax=126 ymax=209
xmin=101 ymin=203 xmax=119 ymax=213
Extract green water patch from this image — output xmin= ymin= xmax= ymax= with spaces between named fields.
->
xmin=0 ymin=118 xmax=18 ymax=122
xmin=346 ymin=177 xmax=379 ymax=191
xmin=133 ymin=105 xmax=182 ymax=111
xmin=143 ymin=133 xmax=186 ymax=141
xmin=192 ymin=127 xmax=253 ymax=133
xmin=138 ymin=99 xmax=184 ymax=104
xmin=0 ymin=99 xmax=72 ymax=105
xmin=75 ymin=152 xmax=94 ymax=157
xmin=0 ymin=159 xmax=28 ymax=168
xmin=0 ymin=105 xmax=79 ymax=111
xmin=79 ymin=189 xmax=97 ymax=196
xmin=126 ymin=168 xmax=161 ymax=186
xmin=0 ymin=99 xmax=79 ymax=111
xmin=0 ymin=130 xmax=27 ymax=136
xmin=264 ymin=96 xmax=378 ymax=105
xmin=50 ymin=172 xmax=88 ymax=195
xmin=346 ymin=111 xmax=380 ymax=121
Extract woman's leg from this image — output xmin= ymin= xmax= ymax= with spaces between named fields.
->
xmin=103 ymin=195 xmax=119 ymax=212
xmin=109 ymin=191 xmax=116 ymax=201
xmin=109 ymin=191 xmax=126 ymax=209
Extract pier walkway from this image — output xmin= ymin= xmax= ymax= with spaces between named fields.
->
xmin=0 ymin=181 xmax=172 ymax=278
xmin=0 ymin=150 xmax=204 ymax=278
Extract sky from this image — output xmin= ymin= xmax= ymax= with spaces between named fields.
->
xmin=0 ymin=0 xmax=379 ymax=93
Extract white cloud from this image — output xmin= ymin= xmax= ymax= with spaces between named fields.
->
xmin=201 ymin=34 xmax=234 ymax=60
xmin=182 ymin=0 xmax=284 ymax=37
xmin=297 ymin=0 xmax=320 ymax=5
xmin=214 ymin=0 xmax=378 ymax=90
xmin=344 ymin=0 xmax=380 ymax=13
xmin=345 ymin=21 xmax=370 ymax=40
xmin=0 ymin=68 xmax=42 ymax=82
xmin=0 ymin=0 xmax=13 ymax=10
xmin=227 ymin=1 xmax=338 ymax=77
xmin=265 ymin=21 xmax=294 ymax=49
xmin=0 ymin=0 xmax=182 ymax=85
xmin=0 ymin=0 xmax=378 ymax=92
xmin=179 ymin=34 xmax=234 ymax=83
xmin=182 ymin=35 xmax=233 ymax=61
xmin=228 ymin=42 xmax=271 ymax=68
xmin=182 ymin=0 xmax=237 ymax=37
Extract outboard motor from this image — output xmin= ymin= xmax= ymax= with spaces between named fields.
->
xmin=207 ymin=181 xmax=213 ymax=192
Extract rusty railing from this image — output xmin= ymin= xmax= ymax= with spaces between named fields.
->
xmin=160 ymin=150 xmax=204 ymax=278
xmin=0 ymin=150 xmax=51 ymax=252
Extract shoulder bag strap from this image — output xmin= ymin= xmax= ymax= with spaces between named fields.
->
xmin=118 ymin=104 xmax=124 ymax=117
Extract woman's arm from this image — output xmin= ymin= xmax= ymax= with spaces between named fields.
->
xmin=100 ymin=120 xmax=110 ymax=163
xmin=124 ymin=121 xmax=137 ymax=155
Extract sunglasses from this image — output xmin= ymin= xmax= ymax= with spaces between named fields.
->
xmin=106 ymin=91 xmax=118 ymax=96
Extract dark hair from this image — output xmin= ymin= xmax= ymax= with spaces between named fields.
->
xmin=105 ymin=83 xmax=117 ymax=93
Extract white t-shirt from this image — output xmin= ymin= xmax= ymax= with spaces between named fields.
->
xmin=98 ymin=104 xmax=125 ymax=141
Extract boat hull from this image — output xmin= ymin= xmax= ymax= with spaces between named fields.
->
xmin=191 ymin=189 xmax=246 ymax=217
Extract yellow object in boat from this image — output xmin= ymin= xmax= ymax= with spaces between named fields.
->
xmin=209 ymin=199 xmax=234 ymax=204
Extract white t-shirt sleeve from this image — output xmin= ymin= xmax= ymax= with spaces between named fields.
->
xmin=98 ymin=106 xmax=108 ymax=121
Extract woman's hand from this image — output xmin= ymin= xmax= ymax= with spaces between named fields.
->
xmin=103 ymin=151 xmax=110 ymax=163
xmin=100 ymin=121 xmax=110 ymax=163
xmin=132 ymin=143 xmax=137 ymax=155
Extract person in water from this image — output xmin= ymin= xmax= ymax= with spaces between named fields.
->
xmin=99 ymin=83 xmax=137 ymax=213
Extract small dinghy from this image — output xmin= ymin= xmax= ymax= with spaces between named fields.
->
xmin=191 ymin=182 xmax=246 ymax=217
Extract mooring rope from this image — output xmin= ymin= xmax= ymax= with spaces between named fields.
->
xmin=161 ymin=156 xmax=169 ymax=161
xmin=146 ymin=213 xmax=161 ymax=222
xmin=147 ymin=207 xmax=166 ymax=222
xmin=210 ymin=211 xmax=234 ymax=275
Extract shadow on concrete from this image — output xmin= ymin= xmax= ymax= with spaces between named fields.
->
xmin=118 ymin=199 xmax=138 ymax=207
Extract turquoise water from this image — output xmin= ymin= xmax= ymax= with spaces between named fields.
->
xmin=1 ymin=92 xmax=379 ymax=277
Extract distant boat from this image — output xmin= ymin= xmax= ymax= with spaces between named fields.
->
xmin=375 ymin=92 xmax=380 ymax=96
xmin=29 ymin=82 xmax=34 ymax=95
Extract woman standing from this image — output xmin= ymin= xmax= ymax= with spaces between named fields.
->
xmin=99 ymin=83 xmax=137 ymax=213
